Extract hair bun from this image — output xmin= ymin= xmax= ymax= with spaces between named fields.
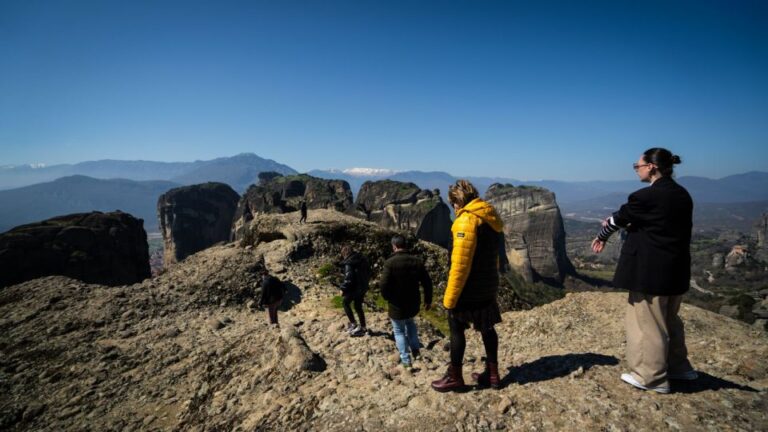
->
xmin=671 ymin=155 xmax=681 ymax=164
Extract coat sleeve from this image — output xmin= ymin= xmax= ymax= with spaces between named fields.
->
xmin=259 ymin=277 xmax=269 ymax=305
xmin=340 ymin=263 xmax=355 ymax=294
xmin=420 ymin=261 xmax=433 ymax=306
xmin=379 ymin=260 xmax=392 ymax=301
xmin=497 ymin=231 xmax=509 ymax=273
xmin=443 ymin=214 xmax=478 ymax=309
xmin=613 ymin=190 xmax=650 ymax=227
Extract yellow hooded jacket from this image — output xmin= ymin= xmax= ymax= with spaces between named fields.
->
xmin=443 ymin=198 xmax=504 ymax=309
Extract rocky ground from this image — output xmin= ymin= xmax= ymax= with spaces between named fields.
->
xmin=2 ymin=211 xmax=767 ymax=431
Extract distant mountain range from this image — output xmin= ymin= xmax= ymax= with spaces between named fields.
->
xmin=312 ymin=168 xmax=768 ymax=204
xmin=0 ymin=176 xmax=180 ymax=233
xmin=1 ymin=153 xmax=766 ymax=234
xmin=0 ymin=153 xmax=296 ymax=193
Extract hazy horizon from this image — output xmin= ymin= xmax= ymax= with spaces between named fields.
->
xmin=3 ymin=152 xmax=766 ymax=184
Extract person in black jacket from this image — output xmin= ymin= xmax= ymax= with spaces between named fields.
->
xmin=339 ymin=245 xmax=369 ymax=337
xmin=259 ymin=270 xmax=286 ymax=326
xmin=592 ymin=148 xmax=697 ymax=394
xmin=299 ymin=201 xmax=308 ymax=224
xmin=380 ymin=235 xmax=433 ymax=368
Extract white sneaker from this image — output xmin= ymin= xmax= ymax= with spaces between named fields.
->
xmin=346 ymin=323 xmax=358 ymax=334
xmin=620 ymin=373 xmax=670 ymax=394
xmin=668 ymin=370 xmax=698 ymax=380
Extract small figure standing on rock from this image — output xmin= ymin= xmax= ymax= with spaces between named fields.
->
xmin=432 ymin=180 xmax=506 ymax=392
xmin=592 ymin=148 xmax=698 ymax=394
xmin=299 ymin=200 xmax=308 ymax=224
xmin=339 ymin=245 xmax=371 ymax=337
xmin=259 ymin=269 xmax=286 ymax=327
xmin=380 ymin=235 xmax=433 ymax=368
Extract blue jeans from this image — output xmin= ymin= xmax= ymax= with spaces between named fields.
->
xmin=391 ymin=318 xmax=421 ymax=364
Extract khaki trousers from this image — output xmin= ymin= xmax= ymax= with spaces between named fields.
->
xmin=626 ymin=291 xmax=693 ymax=388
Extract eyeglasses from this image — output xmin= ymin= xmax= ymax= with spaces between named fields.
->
xmin=633 ymin=163 xmax=652 ymax=170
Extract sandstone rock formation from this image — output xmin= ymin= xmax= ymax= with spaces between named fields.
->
xmin=725 ymin=245 xmax=754 ymax=272
xmin=756 ymin=213 xmax=768 ymax=261
xmin=351 ymin=180 xmax=451 ymax=248
xmin=756 ymin=213 xmax=768 ymax=248
xmin=157 ymin=182 xmax=240 ymax=267
xmin=0 ymin=211 xmax=150 ymax=288
xmin=232 ymin=174 xmax=353 ymax=241
xmin=485 ymin=183 xmax=574 ymax=283
xmin=238 ymin=209 xmax=449 ymax=284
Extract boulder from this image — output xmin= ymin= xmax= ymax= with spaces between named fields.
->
xmin=0 ymin=211 xmax=150 ymax=287
xmin=158 ymin=182 xmax=240 ymax=266
xmin=351 ymin=180 xmax=451 ymax=248
xmin=485 ymin=183 xmax=574 ymax=283
xmin=280 ymin=326 xmax=326 ymax=372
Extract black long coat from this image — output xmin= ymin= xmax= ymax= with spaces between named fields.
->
xmin=612 ymin=176 xmax=693 ymax=296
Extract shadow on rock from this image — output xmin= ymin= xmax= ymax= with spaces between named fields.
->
xmin=672 ymin=372 xmax=759 ymax=394
xmin=364 ymin=329 xmax=394 ymax=340
xmin=279 ymin=282 xmax=303 ymax=311
xmin=503 ymin=353 xmax=619 ymax=385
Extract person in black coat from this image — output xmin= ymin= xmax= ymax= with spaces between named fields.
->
xmin=379 ymin=235 xmax=433 ymax=368
xmin=259 ymin=270 xmax=286 ymax=326
xmin=592 ymin=148 xmax=697 ymax=394
xmin=338 ymin=245 xmax=369 ymax=337
xmin=299 ymin=201 xmax=308 ymax=224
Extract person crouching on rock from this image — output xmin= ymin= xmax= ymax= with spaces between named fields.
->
xmin=339 ymin=245 xmax=370 ymax=337
xmin=380 ymin=235 xmax=433 ymax=368
xmin=259 ymin=269 xmax=286 ymax=327
xmin=592 ymin=148 xmax=697 ymax=394
xmin=432 ymin=180 xmax=506 ymax=392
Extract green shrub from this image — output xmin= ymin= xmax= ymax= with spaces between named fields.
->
xmin=330 ymin=295 xmax=344 ymax=309
xmin=317 ymin=262 xmax=336 ymax=279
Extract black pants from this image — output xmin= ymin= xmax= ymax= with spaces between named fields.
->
xmin=266 ymin=299 xmax=281 ymax=324
xmin=343 ymin=294 xmax=366 ymax=328
xmin=448 ymin=315 xmax=498 ymax=365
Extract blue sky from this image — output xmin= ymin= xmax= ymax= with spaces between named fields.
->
xmin=1 ymin=0 xmax=766 ymax=180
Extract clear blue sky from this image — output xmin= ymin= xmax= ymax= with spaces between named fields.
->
xmin=1 ymin=0 xmax=766 ymax=180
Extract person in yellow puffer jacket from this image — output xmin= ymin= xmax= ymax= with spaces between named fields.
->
xmin=431 ymin=180 xmax=508 ymax=392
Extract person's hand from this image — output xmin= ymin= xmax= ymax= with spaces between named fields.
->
xmin=591 ymin=238 xmax=605 ymax=254
xmin=601 ymin=217 xmax=610 ymax=228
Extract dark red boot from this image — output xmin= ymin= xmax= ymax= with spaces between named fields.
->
xmin=431 ymin=364 xmax=466 ymax=392
xmin=471 ymin=361 xmax=501 ymax=389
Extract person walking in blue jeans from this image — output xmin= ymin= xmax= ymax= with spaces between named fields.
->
xmin=379 ymin=235 xmax=433 ymax=368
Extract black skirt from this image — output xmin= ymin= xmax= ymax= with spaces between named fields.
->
xmin=449 ymin=300 xmax=502 ymax=332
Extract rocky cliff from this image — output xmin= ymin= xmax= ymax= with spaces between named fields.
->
xmin=352 ymin=180 xmax=451 ymax=248
xmin=0 ymin=211 xmax=150 ymax=288
xmin=755 ymin=213 xmax=768 ymax=261
xmin=485 ymin=183 xmax=574 ymax=284
xmin=157 ymin=182 xmax=240 ymax=267
xmin=231 ymin=174 xmax=353 ymax=241
xmin=1 ymin=218 xmax=766 ymax=430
